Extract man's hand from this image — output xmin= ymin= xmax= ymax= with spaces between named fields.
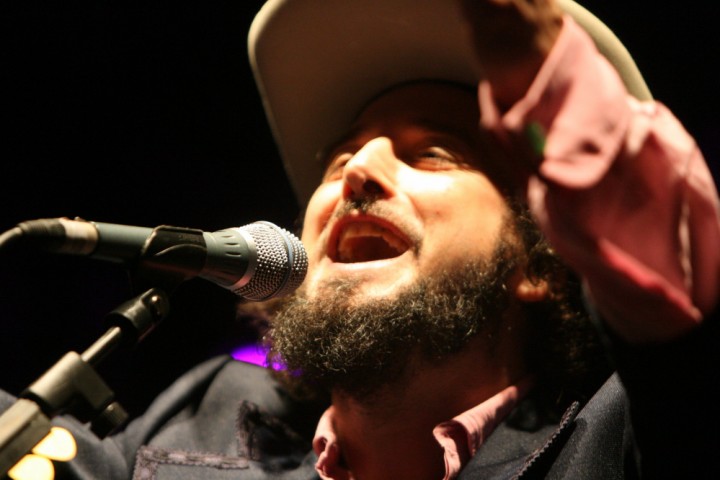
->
xmin=458 ymin=0 xmax=563 ymax=111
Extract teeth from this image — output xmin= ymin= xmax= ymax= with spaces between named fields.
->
xmin=336 ymin=222 xmax=408 ymax=262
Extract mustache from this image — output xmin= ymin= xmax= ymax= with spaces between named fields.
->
xmin=332 ymin=198 xmax=379 ymax=219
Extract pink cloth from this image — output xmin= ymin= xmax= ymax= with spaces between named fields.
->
xmin=312 ymin=380 xmax=533 ymax=480
xmin=313 ymin=409 xmax=351 ymax=480
xmin=432 ymin=378 xmax=534 ymax=479
xmin=479 ymin=16 xmax=720 ymax=341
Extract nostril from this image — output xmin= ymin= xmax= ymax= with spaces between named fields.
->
xmin=362 ymin=180 xmax=384 ymax=195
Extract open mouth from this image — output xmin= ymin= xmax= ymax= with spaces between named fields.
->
xmin=332 ymin=221 xmax=410 ymax=263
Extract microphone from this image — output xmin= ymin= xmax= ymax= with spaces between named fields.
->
xmin=13 ymin=218 xmax=308 ymax=301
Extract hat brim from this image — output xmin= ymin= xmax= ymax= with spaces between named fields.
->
xmin=249 ymin=0 xmax=651 ymax=206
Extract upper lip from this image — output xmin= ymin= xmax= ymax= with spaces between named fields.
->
xmin=327 ymin=214 xmax=412 ymax=263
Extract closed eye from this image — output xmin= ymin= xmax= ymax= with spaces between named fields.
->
xmin=323 ymin=152 xmax=354 ymax=181
xmin=412 ymin=146 xmax=464 ymax=170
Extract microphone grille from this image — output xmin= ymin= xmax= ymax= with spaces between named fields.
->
xmin=233 ymin=221 xmax=307 ymax=301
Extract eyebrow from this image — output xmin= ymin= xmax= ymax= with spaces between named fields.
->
xmin=315 ymin=126 xmax=367 ymax=169
xmin=411 ymin=119 xmax=478 ymax=149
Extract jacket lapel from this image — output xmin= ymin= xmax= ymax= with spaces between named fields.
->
xmin=458 ymin=399 xmax=580 ymax=479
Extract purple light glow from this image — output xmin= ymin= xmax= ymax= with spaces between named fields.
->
xmin=231 ymin=342 xmax=284 ymax=370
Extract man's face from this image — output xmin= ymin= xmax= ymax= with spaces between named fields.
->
xmin=300 ymin=82 xmax=512 ymax=302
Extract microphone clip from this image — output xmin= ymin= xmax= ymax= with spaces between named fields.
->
xmin=131 ymin=226 xmax=208 ymax=295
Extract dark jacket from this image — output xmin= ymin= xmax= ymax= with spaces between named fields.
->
xmin=2 ymin=315 xmax=718 ymax=479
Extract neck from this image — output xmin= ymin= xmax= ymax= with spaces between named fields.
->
xmin=329 ymin=331 xmax=526 ymax=480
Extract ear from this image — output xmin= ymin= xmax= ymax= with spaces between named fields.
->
xmin=512 ymin=275 xmax=549 ymax=303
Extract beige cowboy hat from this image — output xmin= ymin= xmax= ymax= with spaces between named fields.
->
xmin=248 ymin=0 xmax=651 ymax=205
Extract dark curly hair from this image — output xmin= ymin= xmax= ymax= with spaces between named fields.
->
xmin=506 ymin=196 xmax=612 ymax=415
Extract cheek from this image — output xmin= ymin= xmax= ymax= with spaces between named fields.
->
xmin=405 ymin=171 xmax=505 ymax=220
xmin=399 ymin=170 xmax=456 ymax=221
xmin=301 ymin=183 xmax=341 ymax=251
xmin=409 ymin=173 xmax=509 ymax=251
xmin=398 ymin=169 xmax=455 ymax=200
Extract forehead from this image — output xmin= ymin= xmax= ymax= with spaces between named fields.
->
xmin=353 ymin=82 xmax=479 ymax=138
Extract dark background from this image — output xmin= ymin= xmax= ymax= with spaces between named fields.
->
xmin=1 ymin=1 xmax=718 ymax=420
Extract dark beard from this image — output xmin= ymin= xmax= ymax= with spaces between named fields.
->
xmin=266 ymin=242 xmax=519 ymax=400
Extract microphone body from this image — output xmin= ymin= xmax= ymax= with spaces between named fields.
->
xmin=16 ymin=218 xmax=307 ymax=301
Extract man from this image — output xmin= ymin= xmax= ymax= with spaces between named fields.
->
xmin=1 ymin=0 xmax=718 ymax=478
xmin=248 ymin=1 xmax=720 ymax=477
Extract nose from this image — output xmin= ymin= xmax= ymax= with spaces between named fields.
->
xmin=342 ymin=137 xmax=399 ymax=200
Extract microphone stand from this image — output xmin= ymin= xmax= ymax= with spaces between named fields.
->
xmin=0 ymin=287 xmax=170 ymax=477
xmin=0 ymin=221 xmax=214 ymax=476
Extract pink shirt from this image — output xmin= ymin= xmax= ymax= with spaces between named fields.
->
xmin=312 ymin=14 xmax=720 ymax=480
xmin=479 ymin=16 xmax=720 ymax=341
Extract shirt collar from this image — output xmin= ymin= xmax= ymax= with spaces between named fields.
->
xmin=312 ymin=377 xmax=534 ymax=480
